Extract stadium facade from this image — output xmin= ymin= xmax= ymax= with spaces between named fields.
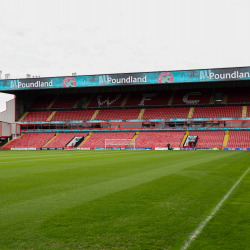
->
xmin=0 ymin=66 xmax=250 ymax=150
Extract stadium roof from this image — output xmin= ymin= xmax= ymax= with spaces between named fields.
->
xmin=0 ymin=66 xmax=250 ymax=92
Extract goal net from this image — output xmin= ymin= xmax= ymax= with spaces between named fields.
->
xmin=105 ymin=139 xmax=135 ymax=150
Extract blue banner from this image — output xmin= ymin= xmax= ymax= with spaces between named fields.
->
xmin=1 ymin=66 xmax=250 ymax=91
xmin=224 ymin=148 xmax=250 ymax=151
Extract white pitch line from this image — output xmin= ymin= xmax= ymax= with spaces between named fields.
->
xmin=181 ymin=166 xmax=250 ymax=250
xmin=230 ymin=203 xmax=250 ymax=205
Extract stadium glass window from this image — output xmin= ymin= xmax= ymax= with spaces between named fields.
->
xmin=212 ymin=122 xmax=220 ymax=127
xmin=241 ymin=121 xmax=249 ymax=127
xmin=230 ymin=121 xmax=240 ymax=127
xmin=28 ymin=125 xmax=35 ymax=130
xmin=134 ymin=123 xmax=141 ymax=128
xmin=176 ymin=122 xmax=184 ymax=127
xmin=194 ymin=122 xmax=202 ymax=127
xmin=126 ymin=123 xmax=133 ymax=128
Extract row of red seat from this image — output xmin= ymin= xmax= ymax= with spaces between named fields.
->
xmin=30 ymin=87 xmax=250 ymax=109
xmin=227 ymin=131 xmax=250 ymax=148
xmin=189 ymin=131 xmax=224 ymax=148
xmin=45 ymin=133 xmax=88 ymax=148
xmin=22 ymin=106 xmax=246 ymax=122
xmin=3 ymin=131 xmax=250 ymax=149
xmin=4 ymin=133 xmax=54 ymax=150
xmin=134 ymin=132 xmax=184 ymax=148
xmin=79 ymin=132 xmax=135 ymax=149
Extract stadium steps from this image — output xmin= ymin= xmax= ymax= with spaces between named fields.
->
xmin=127 ymin=132 xmax=139 ymax=147
xmin=121 ymin=92 xmax=131 ymax=107
xmin=138 ymin=109 xmax=145 ymax=119
xmin=46 ymin=111 xmax=57 ymax=121
xmin=91 ymin=110 xmax=100 ymax=120
xmin=73 ymin=100 xmax=79 ymax=109
xmin=84 ymin=93 xmax=95 ymax=108
xmin=47 ymin=95 xmax=59 ymax=109
xmin=222 ymin=131 xmax=230 ymax=148
xmin=168 ymin=90 xmax=175 ymax=106
xmin=222 ymin=94 xmax=228 ymax=104
xmin=18 ymin=112 xmax=29 ymax=122
xmin=74 ymin=136 xmax=86 ymax=147
xmin=209 ymin=89 xmax=215 ymax=104
xmin=242 ymin=106 xmax=247 ymax=117
xmin=42 ymin=133 xmax=59 ymax=148
xmin=187 ymin=107 xmax=195 ymax=118
xmin=2 ymin=134 xmax=24 ymax=148
xmin=78 ymin=132 xmax=93 ymax=147
xmin=180 ymin=131 xmax=190 ymax=147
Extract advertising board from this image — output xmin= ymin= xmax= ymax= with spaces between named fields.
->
xmin=1 ymin=66 xmax=250 ymax=91
xmin=224 ymin=148 xmax=250 ymax=151
xmin=155 ymin=147 xmax=168 ymax=150
xmin=124 ymin=147 xmax=151 ymax=150
xmin=11 ymin=148 xmax=36 ymax=150
xmin=41 ymin=148 xmax=64 ymax=150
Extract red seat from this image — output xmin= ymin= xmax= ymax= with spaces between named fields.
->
xmin=96 ymin=109 xmax=140 ymax=120
xmin=80 ymin=132 xmax=135 ymax=149
xmin=4 ymin=133 xmax=55 ymax=149
xmin=45 ymin=133 xmax=88 ymax=148
xmin=51 ymin=110 xmax=95 ymax=121
xmin=189 ymin=131 xmax=224 ymax=148
xmin=143 ymin=108 xmax=189 ymax=119
xmin=23 ymin=111 xmax=52 ymax=122
xmin=193 ymin=106 xmax=242 ymax=118
xmin=227 ymin=131 xmax=250 ymax=148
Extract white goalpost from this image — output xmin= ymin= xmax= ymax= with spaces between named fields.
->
xmin=105 ymin=139 xmax=135 ymax=150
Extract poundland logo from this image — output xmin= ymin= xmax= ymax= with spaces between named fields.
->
xmin=209 ymin=71 xmax=250 ymax=80
xmin=99 ymin=75 xmax=147 ymax=84
xmin=18 ymin=80 xmax=53 ymax=88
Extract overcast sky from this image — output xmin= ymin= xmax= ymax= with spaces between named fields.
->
xmin=1 ymin=0 xmax=250 ymax=111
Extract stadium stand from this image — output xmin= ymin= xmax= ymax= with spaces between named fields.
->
xmin=4 ymin=133 xmax=54 ymax=149
xmin=135 ymin=132 xmax=184 ymax=149
xmin=80 ymin=132 xmax=135 ymax=149
xmin=221 ymin=87 xmax=250 ymax=104
xmin=142 ymin=107 xmax=190 ymax=119
xmin=30 ymin=95 xmax=57 ymax=109
xmin=227 ymin=131 xmax=250 ymax=148
xmin=22 ymin=111 xmax=52 ymax=122
xmin=192 ymin=106 xmax=242 ymax=118
xmin=51 ymin=110 xmax=95 ymax=121
xmin=95 ymin=109 xmax=141 ymax=120
xmin=51 ymin=94 xmax=90 ymax=109
xmin=44 ymin=133 xmax=88 ymax=148
xmin=125 ymin=91 xmax=170 ymax=106
xmin=189 ymin=131 xmax=224 ymax=148
xmin=172 ymin=89 xmax=211 ymax=105
xmin=88 ymin=92 xmax=126 ymax=107
xmin=3 ymin=65 xmax=250 ymax=151
xmin=247 ymin=106 xmax=250 ymax=117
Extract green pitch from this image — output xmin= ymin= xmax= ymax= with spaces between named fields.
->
xmin=0 ymin=150 xmax=250 ymax=250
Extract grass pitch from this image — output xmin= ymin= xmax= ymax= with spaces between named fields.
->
xmin=0 ymin=150 xmax=250 ymax=250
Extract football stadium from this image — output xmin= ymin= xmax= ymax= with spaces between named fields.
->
xmin=0 ymin=67 xmax=250 ymax=249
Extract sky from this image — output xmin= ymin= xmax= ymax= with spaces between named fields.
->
xmin=1 ymin=0 xmax=250 ymax=111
